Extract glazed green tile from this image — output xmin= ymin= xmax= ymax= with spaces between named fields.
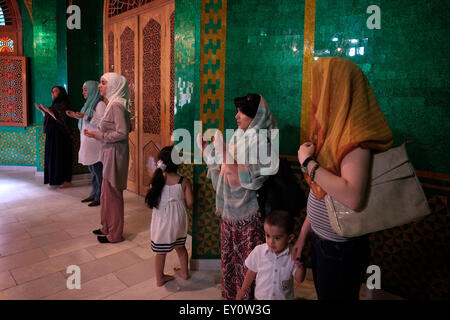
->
xmin=1 ymin=1 xmax=102 ymax=172
xmin=314 ymin=0 xmax=449 ymax=174
xmin=315 ymin=0 xmax=450 ymax=301
xmin=67 ymin=0 xmax=104 ymax=113
xmin=225 ymin=0 xmax=305 ymax=156
xmin=174 ymin=0 xmax=201 ymax=146
xmin=0 ymin=127 xmax=37 ymax=166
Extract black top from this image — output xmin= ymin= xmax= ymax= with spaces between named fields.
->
xmin=43 ymin=94 xmax=72 ymax=136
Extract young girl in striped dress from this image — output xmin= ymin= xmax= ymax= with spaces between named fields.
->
xmin=145 ymin=146 xmax=194 ymax=286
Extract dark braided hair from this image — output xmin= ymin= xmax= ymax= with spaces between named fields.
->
xmin=145 ymin=146 xmax=179 ymax=209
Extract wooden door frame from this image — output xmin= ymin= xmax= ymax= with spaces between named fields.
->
xmin=103 ymin=0 xmax=174 ymax=195
xmin=1 ymin=0 xmax=23 ymax=56
xmin=103 ymin=0 xmax=173 ymax=26
xmin=103 ymin=17 xmax=140 ymax=194
xmin=137 ymin=2 xmax=174 ymax=196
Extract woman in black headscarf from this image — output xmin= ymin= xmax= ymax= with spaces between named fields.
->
xmin=35 ymin=86 xmax=73 ymax=188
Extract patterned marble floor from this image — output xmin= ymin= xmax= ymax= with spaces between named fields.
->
xmin=0 ymin=167 xmax=402 ymax=300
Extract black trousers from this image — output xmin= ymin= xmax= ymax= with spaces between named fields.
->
xmin=310 ymin=231 xmax=370 ymax=300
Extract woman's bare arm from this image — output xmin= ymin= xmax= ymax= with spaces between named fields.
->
xmin=305 ymin=147 xmax=371 ymax=210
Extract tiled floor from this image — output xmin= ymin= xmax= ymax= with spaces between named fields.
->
xmin=0 ymin=168 xmax=402 ymax=300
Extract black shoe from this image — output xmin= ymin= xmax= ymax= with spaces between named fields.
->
xmin=97 ymin=236 xmax=111 ymax=243
xmin=92 ymin=229 xmax=105 ymax=236
xmin=81 ymin=196 xmax=94 ymax=203
xmin=88 ymin=200 xmax=100 ymax=207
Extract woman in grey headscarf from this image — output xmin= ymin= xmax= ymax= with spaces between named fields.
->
xmin=84 ymin=73 xmax=131 ymax=243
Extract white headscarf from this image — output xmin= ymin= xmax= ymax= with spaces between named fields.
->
xmin=100 ymin=72 xmax=131 ymax=121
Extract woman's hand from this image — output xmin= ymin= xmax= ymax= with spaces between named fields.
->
xmin=291 ymin=236 xmax=305 ymax=268
xmin=37 ymin=104 xmax=56 ymax=120
xmin=66 ymin=110 xmax=84 ymax=119
xmin=84 ymin=129 xmax=99 ymax=138
xmin=35 ymin=103 xmax=45 ymax=116
xmin=292 ymin=216 xmax=311 ymax=267
xmin=298 ymin=142 xmax=316 ymax=165
xmin=39 ymin=104 xmax=49 ymax=113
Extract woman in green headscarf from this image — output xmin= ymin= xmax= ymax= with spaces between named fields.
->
xmin=67 ymin=81 xmax=106 ymax=206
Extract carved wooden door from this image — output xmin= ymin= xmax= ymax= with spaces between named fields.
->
xmin=104 ymin=17 xmax=140 ymax=194
xmin=104 ymin=0 xmax=174 ymax=196
xmin=138 ymin=2 xmax=174 ymax=196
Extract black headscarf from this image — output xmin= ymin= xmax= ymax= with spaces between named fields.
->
xmin=44 ymin=86 xmax=72 ymax=135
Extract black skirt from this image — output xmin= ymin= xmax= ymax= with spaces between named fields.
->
xmin=44 ymin=118 xmax=73 ymax=185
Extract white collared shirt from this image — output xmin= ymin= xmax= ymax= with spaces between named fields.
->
xmin=245 ymin=243 xmax=297 ymax=300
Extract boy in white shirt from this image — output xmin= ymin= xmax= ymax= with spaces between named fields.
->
xmin=236 ymin=210 xmax=306 ymax=300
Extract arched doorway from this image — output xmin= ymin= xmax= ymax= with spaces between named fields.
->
xmin=0 ymin=0 xmax=23 ymax=55
xmin=104 ymin=0 xmax=175 ymax=196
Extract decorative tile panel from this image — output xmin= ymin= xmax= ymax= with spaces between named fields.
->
xmin=0 ymin=126 xmax=36 ymax=165
xmin=0 ymin=56 xmax=27 ymax=126
xmin=200 ymin=0 xmax=227 ymax=133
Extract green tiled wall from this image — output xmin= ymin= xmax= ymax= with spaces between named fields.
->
xmin=175 ymin=0 xmax=212 ymax=258
xmin=0 ymin=126 xmax=37 ymax=166
xmin=0 ymin=0 xmax=62 ymax=169
xmin=225 ymin=0 xmax=305 ymax=156
xmin=174 ymin=0 xmax=201 ymax=146
xmin=173 ymin=0 xmax=449 ymax=299
xmin=313 ymin=0 xmax=450 ymax=300
xmin=175 ymin=0 xmax=308 ymax=259
xmin=1 ymin=0 xmax=103 ymax=174
xmin=67 ymin=0 xmax=104 ymax=113
xmin=0 ymin=0 xmax=447 ymax=299
xmin=32 ymin=0 xmax=62 ymax=121
xmin=0 ymin=1 xmax=36 ymax=167
xmin=314 ymin=0 xmax=449 ymax=174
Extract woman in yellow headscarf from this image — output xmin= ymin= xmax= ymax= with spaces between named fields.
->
xmin=292 ymin=57 xmax=393 ymax=300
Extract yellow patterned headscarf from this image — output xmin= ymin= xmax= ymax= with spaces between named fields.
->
xmin=307 ymin=57 xmax=393 ymax=200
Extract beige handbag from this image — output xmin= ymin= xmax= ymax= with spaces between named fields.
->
xmin=325 ymin=143 xmax=431 ymax=238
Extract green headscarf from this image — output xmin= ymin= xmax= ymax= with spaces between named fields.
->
xmin=78 ymin=80 xmax=102 ymax=131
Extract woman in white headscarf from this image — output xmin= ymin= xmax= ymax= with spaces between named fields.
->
xmin=84 ymin=73 xmax=131 ymax=243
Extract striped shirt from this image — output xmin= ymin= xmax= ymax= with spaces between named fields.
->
xmin=307 ymin=190 xmax=349 ymax=242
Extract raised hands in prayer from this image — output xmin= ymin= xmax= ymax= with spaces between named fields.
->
xmin=35 ymin=103 xmax=56 ymax=120
xmin=66 ymin=110 xmax=85 ymax=119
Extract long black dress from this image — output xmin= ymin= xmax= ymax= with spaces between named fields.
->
xmin=43 ymin=94 xmax=73 ymax=186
